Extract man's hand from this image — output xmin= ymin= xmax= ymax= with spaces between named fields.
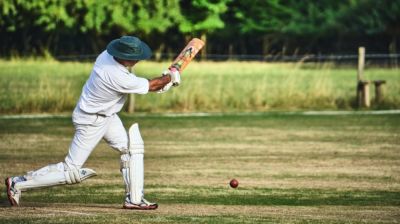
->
xmin=163 ymin=68 xmax=181 ymax=86
xmin=157 ymin=68 xmax=181 ymax=93
xmin=150 ymin=68 xmax=181 ymax=93
xmin=157 ymin=82 xmax=173 ymax=93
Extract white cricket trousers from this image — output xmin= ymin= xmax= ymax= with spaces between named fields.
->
xmin=65 ymin=107 xmax=128 ymax=169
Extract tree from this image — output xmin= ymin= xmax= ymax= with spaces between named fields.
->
xmin=337 ymin=0 xmax=400 ymax=54
xmin=0 ymin=0 xmax=398 ymax=57
xmin=0 ymin=1 xmax=76 ymax=55
xmin=0 ymin=0 xmax=182 ymax=56
xmin=179 ymin=0 xmax=232 ymax=57
xmin=231 ymin=0 xmax=347 ymax=54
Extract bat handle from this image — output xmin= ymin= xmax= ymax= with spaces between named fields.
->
xmin=167 ymin=66 xmax=180 ymax=87
xmin=169 ymin=65 xmax=181 ymax=73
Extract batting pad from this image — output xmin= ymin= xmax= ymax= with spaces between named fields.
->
xmin=15 ymin=162 xmax=96 ymax=191
xmin=128 ymin=123 xmax=144 ymax=204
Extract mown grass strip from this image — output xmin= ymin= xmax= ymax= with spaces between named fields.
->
xmin=19 ymin=184 xmax=400 ymax=206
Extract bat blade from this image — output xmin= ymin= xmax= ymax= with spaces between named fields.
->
xmin=169 ymin=38 xmax=205 ymax=73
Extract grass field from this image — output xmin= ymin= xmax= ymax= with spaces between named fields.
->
xmin=0 ymin=112 xmax=399 ymax=223
xmin=0 ymin=60 xmax=399 ymax=113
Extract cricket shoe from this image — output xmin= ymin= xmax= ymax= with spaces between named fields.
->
xmin=123 ymin=195 xmax=158 ymax=210
xmin=5 ymin=176 xmax=24 ymax=206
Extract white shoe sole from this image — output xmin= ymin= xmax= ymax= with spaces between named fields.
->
xmin=123 ymin=203 xmax=158 ymax=210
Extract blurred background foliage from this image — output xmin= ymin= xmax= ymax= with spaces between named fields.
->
xmin=0 ymin=0 xmax=399 ymax=58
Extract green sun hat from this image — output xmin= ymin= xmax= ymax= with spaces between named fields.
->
xmin=106 ymin=36 xmax=152 ymax=60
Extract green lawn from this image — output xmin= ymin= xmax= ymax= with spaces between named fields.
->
xmin=0 ymin=112 xmax=399 ymax=223
xmin=0 ymin=60 xmax=399 ymax=113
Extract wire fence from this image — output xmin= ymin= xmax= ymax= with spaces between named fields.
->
xmin=56 ymin=53 xmax=400 ymax=66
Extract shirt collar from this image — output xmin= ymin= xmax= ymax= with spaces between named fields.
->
xmin=106 ymin=51 xmax=130 ymax=73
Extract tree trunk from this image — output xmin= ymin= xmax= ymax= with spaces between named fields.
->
xmin=228 ymin=44 xmax=234 ymax=60
xmin=262 ymin=35 xmax=271 ymax=56
xmin=389 ymin=36 xmax=398 ymax=68
xmin=200 ymin=33 xmax=207 ymax=60
xmin=155 ymin=43 xmax=165 ymax=61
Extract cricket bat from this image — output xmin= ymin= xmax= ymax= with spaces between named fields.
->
xmin=169 ymin=38 xmax=205 ymax=73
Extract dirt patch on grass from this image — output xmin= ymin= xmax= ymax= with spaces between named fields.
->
xmin=0 ymin=203 xmax=398 ymax=223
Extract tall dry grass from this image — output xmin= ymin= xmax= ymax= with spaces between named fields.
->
xmin=0 ymin=59 xmax=398 ymax=114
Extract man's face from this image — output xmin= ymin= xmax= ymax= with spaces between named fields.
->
xmin=114 ymin=57 xmax=139 ymax=68
xmin=125 ymin=60 xmax=139 ymax=68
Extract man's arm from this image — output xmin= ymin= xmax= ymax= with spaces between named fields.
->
xmin=148 ymin=75 xmax=171 ymax=92
xmin=148 ymin=69 xmax=180 ymax=92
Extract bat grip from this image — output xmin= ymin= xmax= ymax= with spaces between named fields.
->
xmin=169 ymin=66 xmax=179 ymax=72
xmin=167 ymin=66 xmax=180 ymax=87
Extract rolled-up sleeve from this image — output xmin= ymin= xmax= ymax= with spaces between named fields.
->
xmin=95 ymin=66 xmax=149 ymax=95
xmin=117 ymin=75 xmax=149 ymax=94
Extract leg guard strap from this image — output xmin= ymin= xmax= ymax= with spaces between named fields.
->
xmin=65 ymin=168 xmax=82 ymax=184
xmin=15 ymin=162 xmax=96 ymax=191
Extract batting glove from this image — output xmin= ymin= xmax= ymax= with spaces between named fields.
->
xmin=163 ymin=67 xmax=181 ymax=86
xmin=157 ymin=68 xmax=181 ymax=94
xmin=157 ymin=82 xmax=173 ymax=94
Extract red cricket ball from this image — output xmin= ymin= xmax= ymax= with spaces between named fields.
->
xmin=229 ymin=179 xmax=239 ymax=188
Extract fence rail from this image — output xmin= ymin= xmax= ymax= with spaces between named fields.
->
xmin=56 ymin=53 xmax=400 ymax=65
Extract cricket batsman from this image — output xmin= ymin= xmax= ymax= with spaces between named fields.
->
xmin=5 ymin=36 xmax=180 ymax=210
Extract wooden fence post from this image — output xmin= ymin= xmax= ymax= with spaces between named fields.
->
xmin=361 ymin=81 xmax=370 ymax=107
xmin=357 ymin=47 xmax=365 ymax=81
xmin=127 ymin=94 xmax=135 ymax=113
xmin=356 ymin=47 xmax=370 ymax=108
xmin=373 ymin=80 xmax=386 ymax=104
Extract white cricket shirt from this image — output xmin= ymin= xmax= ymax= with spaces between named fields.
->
xmin=76 ymin=50 xmax=149 ymax=116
